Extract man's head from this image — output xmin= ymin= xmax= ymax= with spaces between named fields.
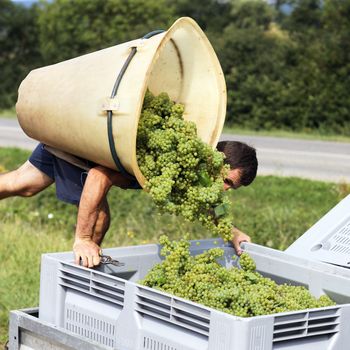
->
xmin=216 ymin=141 xmax=258 ymax=191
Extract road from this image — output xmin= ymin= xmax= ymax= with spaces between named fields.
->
xmin=0 ymin=118 xmax=37 ymax=150
xmin=1 ymin=118 xmax=350 ymax=183
xmin=221 ymin=133 xmax=350 ymax=183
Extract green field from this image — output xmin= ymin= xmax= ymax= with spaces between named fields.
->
xmin=0 ymin=147 xmax=349 ymax=345
xmin=0 ymin=108 xmax=16 ymax=119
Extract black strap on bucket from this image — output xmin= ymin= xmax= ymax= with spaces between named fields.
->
xmin=107 ymin=29 xmax=165 ymax=183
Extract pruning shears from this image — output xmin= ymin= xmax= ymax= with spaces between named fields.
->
xmin=99 ymin=254 xmax=125 ymax=267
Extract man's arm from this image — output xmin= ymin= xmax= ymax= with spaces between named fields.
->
xmin=73 ymin=166 xmax=135 ymax=268
xmin=231 ymin=226 xmax=251 ymax=256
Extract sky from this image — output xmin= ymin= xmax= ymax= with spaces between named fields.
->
xmin=11 ymin=0 xmax=38 ymax=6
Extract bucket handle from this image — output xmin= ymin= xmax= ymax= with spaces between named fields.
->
xmin=107 ymin=30 xmax=165 ymax=185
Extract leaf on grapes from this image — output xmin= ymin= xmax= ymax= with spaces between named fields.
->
xmin=214 ymin=203 xmax=229 ymax=218
xmin=198 ymin=171 xmax=212 ymax=187
xmin=246 ymin=272 xmax=258 ymax=283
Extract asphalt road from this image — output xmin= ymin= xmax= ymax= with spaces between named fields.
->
xmin=221 ymin=133 xmax=350 ymax=183
xmin=1 ymin=118 xmax=350 ymax=183
xmin=0 ymin=118 xmax=37 ymax=150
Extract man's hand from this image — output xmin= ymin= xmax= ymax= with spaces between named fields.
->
xmin=232 ymin=227 xmax=251 ymax=256
xmin=73 ymin=238 xmax=101 ymax=268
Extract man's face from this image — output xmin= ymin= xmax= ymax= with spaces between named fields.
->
xmin=223 ymin=168 xmax=241 ymax=191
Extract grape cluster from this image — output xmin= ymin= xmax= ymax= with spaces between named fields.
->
xmin=239 ymin=252 xmax=256 ymax=272
xmin=139 ymin=236 xmax=336 ymax=317
xmin=137 ymin=91 xmax=233 ymax=241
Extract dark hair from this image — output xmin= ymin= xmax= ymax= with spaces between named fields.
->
xmin=216 ymin=141 xmax=258 ymax=186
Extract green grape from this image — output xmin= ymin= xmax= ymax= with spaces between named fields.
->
xmin=239 ymin=252 xmax=256 ymax=272
xmin=137 ymin=90 xmax=232 ymax=241
xmin=139 ymin=236 xmax=337 ymax=318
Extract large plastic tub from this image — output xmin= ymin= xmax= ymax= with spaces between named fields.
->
xmin=38 ymin=237 xmax=350 ymax=350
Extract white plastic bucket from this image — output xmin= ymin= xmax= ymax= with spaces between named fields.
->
xmin=16 ymin=17 xmax=226 ymax=187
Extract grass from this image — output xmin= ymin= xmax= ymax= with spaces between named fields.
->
xmin=0 ymin=147 xmax=349 ymax=345
xmin=0 ymin=108 xmax=16 ymax=119
xmin=224 ymin=126 xmax=350 ymax=143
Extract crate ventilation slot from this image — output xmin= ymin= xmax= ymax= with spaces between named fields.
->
xmin=143 ymin=336 xmax=177 ymax=350
xmin=65 ymin=307 xmax=116 ymax=347
xmin=136 ymin=287 xmax=210 ymax=337
xmin=329 ymin=221 xmax=350 ymax=254
xmin=273 ymin=308 xmax=340 ymax=342
xmin=59 ymin=263 xmax=125 ymax=307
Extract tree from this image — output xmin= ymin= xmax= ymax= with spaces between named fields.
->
xmin=0 ymin=0 xmax=41 ymax=108
xmin=215 ymin=0 xmax=350 ymax=134
xmin=170 ymin=0 xmax=232 ymax=34
xmin=37 ymin=0 xmax=176 ymax=64
xmin=282 ymin=0 xmax=322 ymax=32
xmin=229 ymin=0 xmax=274 ymax=30
xmin=216 ymin=0 xmax=299 ymax=129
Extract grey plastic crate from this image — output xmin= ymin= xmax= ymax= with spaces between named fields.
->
xmin=286 ymin=194 xmax=350 ymax=267
xmin=39 ymin=237 xmax=350 ymax=350
xmin=8 ymin=308 xmax=117 ymax=350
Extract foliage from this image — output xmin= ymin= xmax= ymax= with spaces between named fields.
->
xmin=0 ymin=0 xmax=41 ymax=108
xmin=217 ymin=0 xmax=350 ymax=134
xmin=37 ymin=0 xmax=175 ymax=64
xmin=170 ymin=0 xmax=231 ymax=35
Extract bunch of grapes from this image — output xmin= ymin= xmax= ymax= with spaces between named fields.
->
xmin=139 ymin=236 xmax=336 ymax=317
xmin=137 ymin=91 xmax=233 ymax=241
xmin=239 ymin=252 xmax=256 ymax=272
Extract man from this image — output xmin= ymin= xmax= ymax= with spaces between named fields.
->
xmin=0 ymin=140 xmax=257 ymax=267
xmin=217 ymin=140 xmax=257 ymax=255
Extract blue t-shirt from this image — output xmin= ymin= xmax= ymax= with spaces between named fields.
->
xmin=29 ymin=143 xmax=140 ymax=205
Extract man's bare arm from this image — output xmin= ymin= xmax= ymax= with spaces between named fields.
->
xmin=73 ymin=166 xmax=134 ymax=267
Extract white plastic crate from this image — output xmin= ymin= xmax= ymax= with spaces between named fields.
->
xmin=286 ymin=194 xmax=350 ymax=267
xmin=39 ymin=232 xmax=350 ymax=350
xmin=9 ymin=308 xmax=114 ymax=350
